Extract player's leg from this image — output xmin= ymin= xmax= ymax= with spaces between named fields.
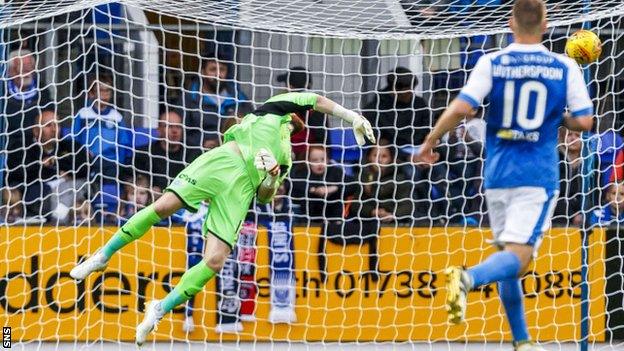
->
xmin=70 ymin=192 xmax=184 ymax=280
xmin=453 ymin=243 xmax=534 ymax=348
xmin=465 ymin=245 xmax=526 ymax=288
xmin=70 ymin=150 xmax=219 ymax=281
xmin=163 ymin=233 xmax=230 ymax=312
xmin=448 ymin=187 xmax=557 ymax=351
xmin=136 ymin=148 xmax=254 ymax=345
xmin=183 ymin=227 xmax=205 ymax=332
xmin=136 ymin=233 xmax=229 ymax=346
xmin=467 ymin=188 xmax=556 ymax=288
xmin=446 ymin=188 xmax=509 ymax=324
xmin=136 ymin=222 xmax=245 ymax=345
xmin=162 ymin=193 xmax=251 ymax=313
xmin=496 ymin=189 xmax=556 ymax=351
xmin=446 ymin=188 xmax=557 ymax=325
xmin=465 ymin=188 xmax=539 ymax=288
xmin=161 ymin=145 xmax=254 ymax=316
xmin=446 ymin=245 xmax=526 ymax=325
xmin=498 ymin=277 xmax=529 ymax=347
xmin=102 ymin=193 xmax=183 ymax=258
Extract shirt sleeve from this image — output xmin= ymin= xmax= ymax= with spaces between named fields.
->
xmin=255 ymin=92 xmax=319 ymax=121
xmin=458 ymin=55 xmax=492 ymax=108
xmin=267 ymin=92 xmax=318 ymax=107
xmin=565 ymin=59 xmax=594 ymax=117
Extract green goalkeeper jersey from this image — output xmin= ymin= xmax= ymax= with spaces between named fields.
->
xmin=223 ymin=92 xmax=319 ymax=188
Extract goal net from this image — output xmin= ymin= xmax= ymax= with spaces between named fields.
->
xmin=1 ymin=0 xmax=623 ymax=349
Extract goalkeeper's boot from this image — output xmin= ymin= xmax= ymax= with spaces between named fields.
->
xmin=445 ymin=266 xmax=470 ymax=324
xmin=136 ymin=300 xmax=164 ymax=346
xmin=69 ymin=250 xmax=108 ymax=280
xmin=514 ymin=340 xmax=547 ymax=351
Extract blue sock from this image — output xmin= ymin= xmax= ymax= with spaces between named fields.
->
xmin=499 ymin=279 xmax=530 ymax=342
xmin=467 ymin=251 xmax=521 ymax=288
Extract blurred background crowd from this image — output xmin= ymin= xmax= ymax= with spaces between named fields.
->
xmin=4 ymin=46 xmax=623 ymax=229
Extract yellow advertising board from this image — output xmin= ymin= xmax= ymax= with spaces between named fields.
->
xmin=0 ymin=226 xmax=604 ymax=342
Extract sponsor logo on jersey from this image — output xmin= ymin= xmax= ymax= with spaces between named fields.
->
xmin=178 ymin=174 xmax=197 ymax=185
xmin=497 ymin=129 xmax=540 ymax=142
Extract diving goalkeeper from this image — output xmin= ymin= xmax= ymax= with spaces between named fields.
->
xmin=70 ymin=92 xmax=375 ymax=345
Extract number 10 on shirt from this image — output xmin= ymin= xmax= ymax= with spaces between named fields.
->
xmin=502 ymin=80 xmax=547 ymax=130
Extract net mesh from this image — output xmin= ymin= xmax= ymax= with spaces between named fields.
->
xmin=0 ymin=0 xmax=622 ymax=349
xmin=2 ymin=0 xmax=624 ymax=38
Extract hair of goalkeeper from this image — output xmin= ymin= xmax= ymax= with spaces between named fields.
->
xmin=289 ymin=113 xmax=305 ymax=135
xmin=512 ymin=0 xmax=546 ymax=36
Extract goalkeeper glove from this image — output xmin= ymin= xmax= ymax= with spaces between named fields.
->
xmin=332 ymin=105 xmax=376 ymax=145
xmin=254 ymin=148 xmax=280 ymax=176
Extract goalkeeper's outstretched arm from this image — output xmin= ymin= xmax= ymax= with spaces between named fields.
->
xmin=314 ymin=95 xmax=376 ymax=145
xmin=262 ymin=92 xmax=375 ymax=145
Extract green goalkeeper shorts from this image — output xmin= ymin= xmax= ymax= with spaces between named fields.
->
xmin=165 ymin=144 xmax=255 ymax=248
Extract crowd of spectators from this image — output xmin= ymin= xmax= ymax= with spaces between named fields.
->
xmin=0 ymin=45 xmax=620 ymax=229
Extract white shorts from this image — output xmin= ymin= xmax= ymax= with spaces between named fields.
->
xmin=485 ymin=187 xmax=559 ymax=249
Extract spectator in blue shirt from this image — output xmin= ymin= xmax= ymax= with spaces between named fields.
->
xmin=73 ymin=71 xmax=131 ymax=180
xmin=595 ymin=130 xmax=624 ymax=186
xmin=180 ymin=50 xmax=252 ymax=152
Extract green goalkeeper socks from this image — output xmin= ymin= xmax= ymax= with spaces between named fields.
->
xmin=101 ymin=204 xmax=162 ymax=259
xmin=161 ymin=262 xmax=216 ymax=313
